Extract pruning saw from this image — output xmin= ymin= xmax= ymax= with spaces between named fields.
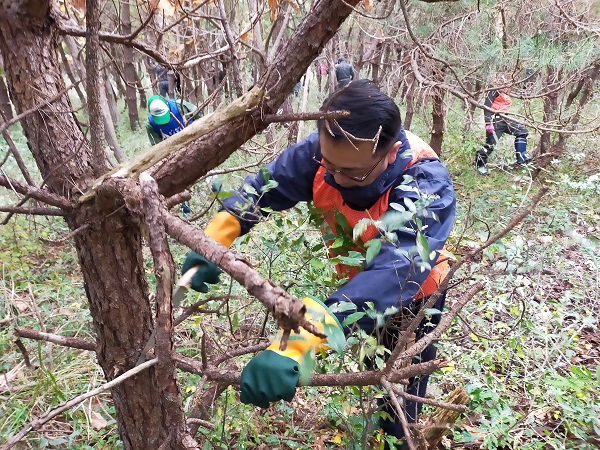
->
xmin=136 ymin=266 xmax=199 ymax=365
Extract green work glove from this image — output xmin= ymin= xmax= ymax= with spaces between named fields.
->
xmin=239 ymin=297 xmax=345 ymax=409
xmin=240 ymin=350 xmax=300 ymax=408
xmin=181 ymin=251 xmax=222 ymax=293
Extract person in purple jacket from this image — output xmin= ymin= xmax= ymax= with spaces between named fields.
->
xmin=182 ymin=80 xmax=456 ymax=448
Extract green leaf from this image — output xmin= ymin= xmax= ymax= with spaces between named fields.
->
xmin=242 ymin=183 xmax=258 ymax=196
xmin=260 ymin=179 xmax=279 ymax=193
xmin=416 ymin=232 xmax=430 ymax=263
xmin=323 ymin=322 xmax=346 ymax=354
xmin=342 ymin=312 xmax=365 ymax=327
xmin=334 ymin=210 xmax=351 ymax=234
xmin=331 ymin=237 xmax=345 ymax=249
xmin=365 ymin=239 xmax=382 ymax=264
xmin=389 ymin=202 xmax=406 ymax=212
xmin=310 ymin=258 xmax=325 ymax=270
xmin=404 ymin=197 xmax=416 ymax=213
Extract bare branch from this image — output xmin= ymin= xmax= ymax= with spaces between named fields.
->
xmin=0 ymin=206 xmax=64 ymax=216
xmin=1 ymin=359 xmax=158 ymax=450
xmin=14 ymin=328 xmax=96 ymax=352
xmin=0 ymin=174 xmax=74 ymax=209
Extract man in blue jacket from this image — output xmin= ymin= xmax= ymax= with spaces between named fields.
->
xmin=146 ymin=95 xmax=200 ymax=146
xmin=182 ymin=80 xmax=456 ymax=447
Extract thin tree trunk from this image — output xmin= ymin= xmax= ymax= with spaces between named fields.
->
xmin=536 ymin=67 xmax=560 ymax=155
xmin=403 ymin=77 xmax=416 ymax=130
xmin=0 ymin=72 xmax=13 ymax=121
xmin=104 ymin=72 xmax=119 ymax=126
xmin=556 ymin=64 xmax=599 ymax=153
xmin=429 ymin=67 xmax=447 ymax=155
xmin=136 ymin=62 xmax=147 ymax=109
xmin=58 ymin=42 xmax=87 ymax=112
xmin=100 ymin=79 xmax=124 ymax=163
xmin=218 ymin=0 xmax=243 ymax=97
xmin=121 ymin=1 xmax=140 ymax=130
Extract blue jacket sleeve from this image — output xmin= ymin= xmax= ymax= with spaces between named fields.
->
xmin=222 ymin=132 xmax=320 ymax=235
xmin=326 ymin=159 xmax=456 ymax=335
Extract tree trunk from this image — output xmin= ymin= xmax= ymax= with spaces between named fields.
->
xmin=58 ymin=42 xmax=88 ymax=111
xmin=99 ymin=80 xmax=124 ymax=164
xmin=429 ymin=67 xmax=447 ymax=155
xmin=136 ymin=62 xmax=148 ymax=109
xmin=536 ymin=67 xmax=560 ymax=155
xmin=403 ymin=76 xmax=416 ymax=130
xmin=0 ymin=3 xmax=193 ymax=449
xmin=104 ymin=71 xmax=120 ymax=127
xmin=121 ymin=1 xmax=140 ymax=130
xmin=0 ymin=71 xmax=13 ymax=120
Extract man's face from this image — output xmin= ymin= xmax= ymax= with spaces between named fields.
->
xmin=318 ymin=130 xmax=399 ymax=188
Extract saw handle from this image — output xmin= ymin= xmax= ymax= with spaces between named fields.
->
xmin=178 ymin=266 xmax=199 ymax=289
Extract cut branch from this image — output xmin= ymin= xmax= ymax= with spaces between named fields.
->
xmin=163 ymin=212 xmax=325 ymax=345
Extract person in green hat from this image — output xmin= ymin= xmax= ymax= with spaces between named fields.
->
xmin=145 ymin=95 xmax=201 ymax=146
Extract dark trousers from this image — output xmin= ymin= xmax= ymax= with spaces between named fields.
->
xmin=476 ymin=116 xmax=529 ymax=166
xmin=374 ymin=292 xmax=447 ymax=443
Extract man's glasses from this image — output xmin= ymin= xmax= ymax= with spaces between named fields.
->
xmin=312 ymin=146 xmax=388 ymax=182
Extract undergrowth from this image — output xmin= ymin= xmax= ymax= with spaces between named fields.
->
xmin=1 ymin=89 xmax=599 ymax=449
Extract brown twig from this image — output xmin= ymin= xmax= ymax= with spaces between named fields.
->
xmin=14 ymin=328 xmax=96 ymax=351
xmin=0 ymin=206 xmax=64 ymax=216
xmin=13 ymin=339 xmax=31 ymax=368
xmin=381 ymin=378 xmax=417 ymax=450
xmin=0 ymin=175 xmax=74 ymax=209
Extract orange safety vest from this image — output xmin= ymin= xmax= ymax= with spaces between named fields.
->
xmin=491 ymin=92 xmax=511 ymax=113
xmin=312 ymin=132 xmax=449 ymax=299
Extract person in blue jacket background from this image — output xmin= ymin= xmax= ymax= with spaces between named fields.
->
xmin=147 ymin=95 xmax=201 ymax=216
xmin=146 ymin=95 xmax=201 ymax=146
xmin=182 ymin=79 xmax=456 ymax=448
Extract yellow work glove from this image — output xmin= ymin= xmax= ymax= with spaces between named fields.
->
xmin=239 ymin=297 xmax=345 ymax=408
xmin=182 ymin=211 xmax=241 ymax=292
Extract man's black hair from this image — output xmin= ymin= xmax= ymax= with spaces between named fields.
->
xmin=317 ymin=79 xmax=402 ymax=155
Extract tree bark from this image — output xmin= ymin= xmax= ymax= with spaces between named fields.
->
xmin=121 ymin=1 xmax=140 ymax=130
xmin=0 ymin=72 xmax=13 ymax=121
xmin=429 ymin=67 xmax=447 ymax=155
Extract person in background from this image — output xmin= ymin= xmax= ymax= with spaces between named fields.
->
xmin=316 ymin=59 xmax=329 ymax=93
xmin=146 ymin=95 xmax=200 ymax=146
xmin=180 ymin=80 xmax=456 ymax=448
xmin=146 ymin=95 xmax=201 ymax=216
xmin=148 ymin=59 xmax=170 ymax=97
xmin=475 ymin=81 xmax=532 ymax=175
xmin=335 ymin=57 xmax=355 ymax=87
